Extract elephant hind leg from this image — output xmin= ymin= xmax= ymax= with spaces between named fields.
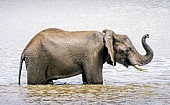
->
xmin=27 ymin=68 xmax=47 ymax=84
xmin=26 ymin=60 xmax=48 ymax=84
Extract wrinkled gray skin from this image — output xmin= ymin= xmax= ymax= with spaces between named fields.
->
xmin=18 ymin=28 xmax=153 ymax=85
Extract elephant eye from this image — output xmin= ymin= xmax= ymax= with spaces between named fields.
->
xmin=125 ymin=47 xmax=132 ymax=54
xmin=127 ymin=47 xmax=132 ymax=51
xmin=115 ymin=40 xmax=120 ymax=43
xmin=120 ymin=50 xmax=126 ymax=54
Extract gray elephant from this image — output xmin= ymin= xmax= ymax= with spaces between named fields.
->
xmin=18 ymin=28 xmax=153 ymax=84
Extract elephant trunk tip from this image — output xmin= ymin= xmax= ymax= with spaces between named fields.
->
xmin=102 ymin=29 xmax=109 ymax=33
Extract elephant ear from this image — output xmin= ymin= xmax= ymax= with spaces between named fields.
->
xmin=103 ymin=29 xmax=116 ymax=65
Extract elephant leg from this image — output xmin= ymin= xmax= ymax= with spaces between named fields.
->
xmin=27 ymin=66 xmax=48 ymax=84
xmin=46 ymin=79 xmax=54 ymax=84
xmin=82 ymin=71 xmax=87 ymax=84
xmin=83 ymin=59 xmax=103 ymax=84
xmin=26 ymin=58 xmax=48 ymax=84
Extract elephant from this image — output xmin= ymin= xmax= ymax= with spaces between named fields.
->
xmin=18 ymin=28 xmax=153 ymax=85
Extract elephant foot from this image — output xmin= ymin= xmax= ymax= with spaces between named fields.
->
xmin=83 ymin=81 xmax=87 ymax=84
xmin=46 ymin=80 xmax=54 ymax=84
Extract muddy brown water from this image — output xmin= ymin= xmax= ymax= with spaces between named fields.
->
xmin=0 ymin=84 xmax=169 ymax=105
xmin=0 ymin=0 xmax=170 ymax=104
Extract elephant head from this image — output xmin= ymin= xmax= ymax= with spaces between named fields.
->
xmin=103 ymin=29 xmax=153 ymax=71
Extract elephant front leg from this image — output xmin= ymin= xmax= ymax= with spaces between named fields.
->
xmin=82 ymin=71 xmax=87 ymax=84
xmin=46 ymin=79 xmax=54 ymax=84
xmin=82 ymin=61 xmax=103 ymax=84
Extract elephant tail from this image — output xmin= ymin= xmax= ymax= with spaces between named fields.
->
xmin=18 ymin=53 xmax=25 ymax=85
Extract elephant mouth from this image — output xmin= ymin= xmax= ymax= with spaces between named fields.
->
xmin=115 ymin=56 xmax=147 ymax=72
xmin=124 ymin=59 xmax=147 ymax=72
xmin=133 ymin=65 xmax=147 ymax=72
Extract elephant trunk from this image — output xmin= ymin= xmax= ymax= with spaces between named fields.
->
xmin=137 ymin=34 xmax=154 ymax=66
